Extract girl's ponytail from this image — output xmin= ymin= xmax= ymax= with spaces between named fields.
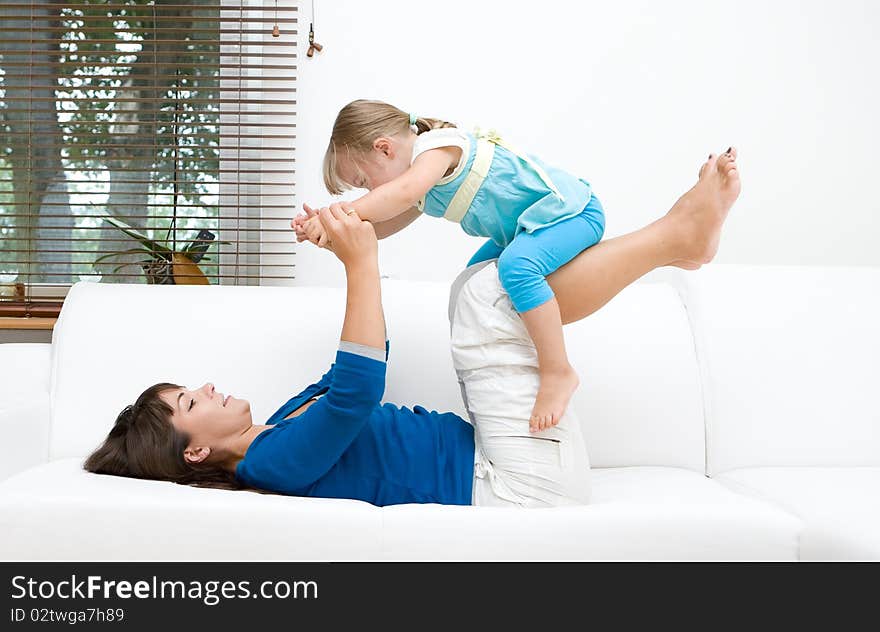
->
xmin=412 ymin=116 xmax=456 ymax=135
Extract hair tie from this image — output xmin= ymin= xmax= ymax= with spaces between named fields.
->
xmin=109 ymin=405 xmax=134 ymax=439
xmin=409 ymin=112 xmax=418 ymax=126
xmin=115 ymin=404 xmax=136 ymax=429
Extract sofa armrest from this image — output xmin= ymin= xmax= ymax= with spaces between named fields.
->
xmin=0 ymin=343 xmax=51 ymax=481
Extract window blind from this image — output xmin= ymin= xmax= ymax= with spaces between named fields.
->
xmin=0 ymin=0 xmax=298 ymax=318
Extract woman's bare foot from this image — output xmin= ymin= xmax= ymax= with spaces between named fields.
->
xmin=670 ymin=260 xmax=703 ymax=270
xmin=530 ymin=365 xmax=580 ymax=432
xmin=665 ymin=147 xmax=741 ymax=265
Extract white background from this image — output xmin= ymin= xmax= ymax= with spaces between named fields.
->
xmin=290 ymin=0 xmax=879 ymax=286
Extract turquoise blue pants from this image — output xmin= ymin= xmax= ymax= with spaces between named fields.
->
xmin=466 ymin=194 xmax=606 ymax=313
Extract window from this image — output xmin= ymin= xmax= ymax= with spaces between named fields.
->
xmin=0 ymin=0 xmax=298 ymax=318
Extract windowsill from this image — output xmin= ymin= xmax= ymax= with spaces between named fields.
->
xmin=0 ymin=317 xmax=57 ymax=331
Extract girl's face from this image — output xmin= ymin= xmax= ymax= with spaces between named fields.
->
xmin=159 ymin=382 xmax=252 ymax=464
xmin=337 ymin=133 xmax=414 ymax=191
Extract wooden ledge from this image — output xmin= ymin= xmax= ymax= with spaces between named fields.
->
xmin=0 ymin=317 xmax=57 ymax=331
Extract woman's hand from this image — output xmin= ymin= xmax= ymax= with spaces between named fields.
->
xmin=317 ymin=203 xmax=377 ymax=268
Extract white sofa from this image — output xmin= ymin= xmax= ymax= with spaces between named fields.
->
xmin=0 ymin=264 xmax=876 ymax=561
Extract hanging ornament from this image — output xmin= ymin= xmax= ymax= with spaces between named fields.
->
xmin=272 ymin=0 xmax=280 ymax=37
xmin=307 ymin=0 xmax=323 ymax=57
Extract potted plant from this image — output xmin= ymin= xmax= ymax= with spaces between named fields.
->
xmin=93 ymin=215 xmax=230 ymax=285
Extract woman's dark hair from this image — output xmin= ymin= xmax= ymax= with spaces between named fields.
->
xmin=84 ymin=382 xmax=252 ymax=492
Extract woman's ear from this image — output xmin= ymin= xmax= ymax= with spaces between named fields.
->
xmin=183 ymin=445 xmax=211 ymax=465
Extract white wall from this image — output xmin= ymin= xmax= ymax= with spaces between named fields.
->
xmin=291 ymin=0 xmax=880 ymax=287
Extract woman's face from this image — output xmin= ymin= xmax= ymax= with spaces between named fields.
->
xmin=159 ymin=382 xmax=252 ymax=463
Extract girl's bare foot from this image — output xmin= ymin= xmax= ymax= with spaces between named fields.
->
xmin=666 ymin=147 xmax=741 ymax=264
xmin=530 ymin=365 xmax=580 ymax=432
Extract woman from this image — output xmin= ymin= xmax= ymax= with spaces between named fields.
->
xmin=84 ymin=149 xmax=740 ymax=507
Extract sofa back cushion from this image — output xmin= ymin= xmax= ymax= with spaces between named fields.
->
xmin=50 ymin=273 xmax=706 ymax=471
xmin=386 ymin=274 xmax=705 ymax=471
xmin=49 ymin=280 xmax=474 ymax=462
xmin=685 ymin=265 xmax=880 ymax=474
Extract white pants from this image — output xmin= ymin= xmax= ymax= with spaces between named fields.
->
xmin=449 ymin=260 xmax=592 ymax=508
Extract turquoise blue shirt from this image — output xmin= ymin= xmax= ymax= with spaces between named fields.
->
xmin=413 ymin=128 xmax=594 ymax=248
xmin=235 ymin=340 xmax=476 ymax=506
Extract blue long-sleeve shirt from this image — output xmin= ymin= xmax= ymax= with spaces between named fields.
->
xmin=235 ymin=339 xmax=475 ymax=506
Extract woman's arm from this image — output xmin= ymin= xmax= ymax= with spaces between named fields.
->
xmin=331 ymin=214 xmax=385 ymax=350
xmin=259 ymin=345 xmax=385 ymax=488
xmin=243 ymin=205 xmax=388 ymax=488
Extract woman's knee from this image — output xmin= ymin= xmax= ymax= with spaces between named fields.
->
xmin=479 ymin=435 xmax=591 ymax=507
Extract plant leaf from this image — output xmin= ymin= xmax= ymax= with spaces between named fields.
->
xmin=93 ymin=248 xmax=154 ymax=265
xmin=112 ymin=259 xmax=157 ymax=274
xmin=99 ymin=215 xmax=173 ymax=254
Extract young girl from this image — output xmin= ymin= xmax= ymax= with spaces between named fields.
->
xmin=296 ymin=99 xmax=609 ymax=433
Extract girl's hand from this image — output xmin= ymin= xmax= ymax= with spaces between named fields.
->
xmin=304 ymin=214 xmax=331 ymax=248
xmin=292 ymin=203 xmax=333 ymax=248
xmin=302 ymin=202 xmax=320 ymax=220
xmin=291 ymin=214 xmax=309 ymax=242
xmin=291 ymin=204 xmax=314 ymax=242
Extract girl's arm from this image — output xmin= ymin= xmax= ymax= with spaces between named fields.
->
xmin=372 ymin=206 xmax=421 ymax=239
xmin=348 ymin=145 xmax=460 ymax=223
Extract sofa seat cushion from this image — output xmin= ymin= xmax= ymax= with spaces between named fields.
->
xmin=381 ymin=467 xmax=802 ymax=560
xmin=0 ymin=462 xmax=803 ymax=561
xmin=0 ymin=459 xmax=383 ymax=561
xmin=717 ymin=467 xmax=880 ymax=560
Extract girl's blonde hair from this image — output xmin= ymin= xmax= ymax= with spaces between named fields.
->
xmin=323 ymin=99 xmax=456 ymax=195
